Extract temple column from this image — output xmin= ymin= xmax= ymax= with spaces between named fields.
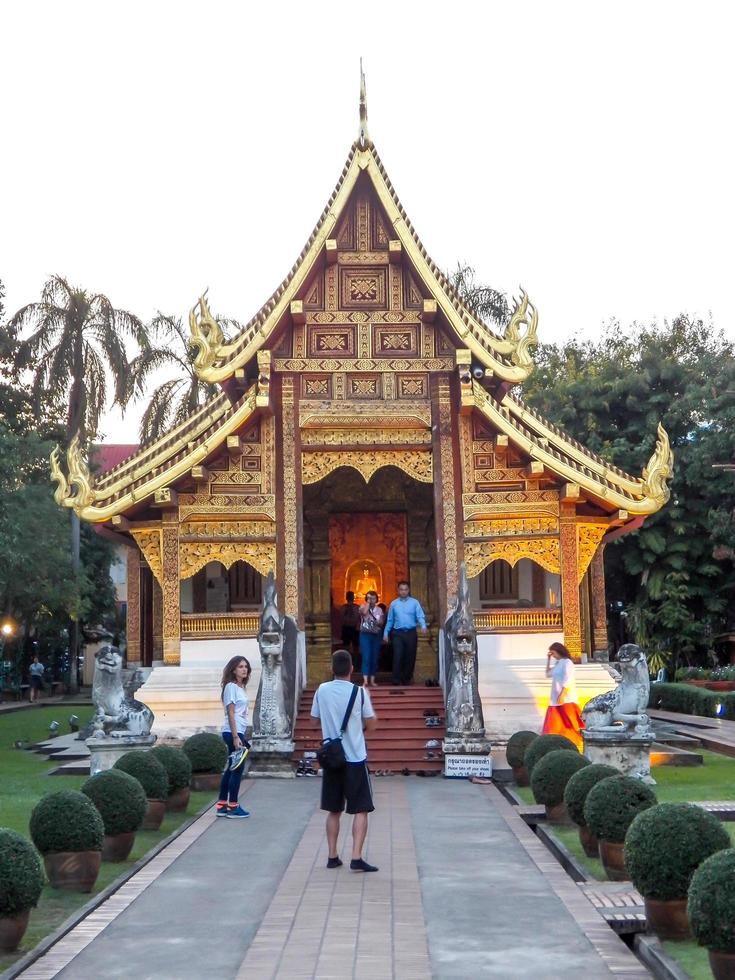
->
xmin=126 ymin=545 xmax=141 ymax=664
xmin=430 ymin=376 xmax=462 ymax=619
xmin=304 ymin=508 xmax=332 ymax=683
xmin=152 ymin=578 xmax=163 ymax=661
xmin=559 ymin=500 xmax=582 ymax=662
xmin=408 ymin=509 xmax=434 ymax=681
xmin=590 ymin=544 xmax=608 ymax=653
xmin=161 ymin=514 xmax=181 ymax=665
xmin=275 ymin=375 xmax=304 ymax=625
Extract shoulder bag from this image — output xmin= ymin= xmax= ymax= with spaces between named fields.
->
xmin=316 ymin=685 xmax=361 ymax=770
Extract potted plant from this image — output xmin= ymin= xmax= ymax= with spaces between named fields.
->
xmin=0 ymin=829 xmax=44 ymax=951
xmin=29 ymin=790 xmax=104 ymax=892
xmin=688 ymin=848 xmax=735 ymax=979
xmin=523 ymin=734 xmax=579 ymax=778
xmin=506 ymin=731 xmax=538 ymax=787
xmin=151 ymin=745 xmax=193 ymax=812
xmin=563 ymin=763 xmax=619 ymax=857
xmin=113 ymin=751 xmax=169 ymax=830
xmin=530 ymin=750 xmax=589 ymax=823
xmin=583 ymin=776 xmax=656 ymax=881
xmin=625 ymin=802 xmax=730 ymax=940
xmin=82 ymin=770 xmax=147 ymax=861
xmin=183 ymin=733 xmax=228 ymax=792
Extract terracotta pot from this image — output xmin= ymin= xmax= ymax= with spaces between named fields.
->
xmin=102 ymin=832 xmax=136 ymax=862
xmin=709 ymin=950 xmax=735 ymax=980
xmin=44 ymin=851 xmax=101 ymax=892
xmin=599 ymin=840 xmax=628 ymax=881
xmin=578 ymin=824 xmax=600 ymax=859
xmin=545 ymin=802 xmax=573 ymax=825
xmin=191 ymin=773 xmax=222 ymax=792
xmin=166 ymin=787 xmax=191 ymax=812
xmin=141 ymin=799 xmax=166 ymax=831
xmin=644 ymin=898 xmax=690 ymax=940
xmin=0 ymin=909 xmax=30 ymax=952
xmin=512 ymin=765 xmax=529 ymax=787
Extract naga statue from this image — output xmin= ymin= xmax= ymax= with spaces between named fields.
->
xmin=582 ymin=643 xmax=651 ymax=734
xmin=91 ymin=645 xmax=154 ymax=737
xmin=254 ymin=572 xmax=290 ymax=740
xmin=444 ymin=563 xmax=486 ymax=740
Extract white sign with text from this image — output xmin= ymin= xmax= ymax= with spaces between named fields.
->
xmin=444 ymin=754 xmax=493 ymax=779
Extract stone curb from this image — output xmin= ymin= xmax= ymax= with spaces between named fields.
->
xmin=0 ymin=798 xmax=216 ymax=980
xmin=634 ymin=934 xmax=694 ymax=980
xmin=535 ymin=824 xmax=590 ymax=883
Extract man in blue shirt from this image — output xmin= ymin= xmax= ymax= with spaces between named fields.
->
xmin=383 ymin=581 xmax=427 ymax=685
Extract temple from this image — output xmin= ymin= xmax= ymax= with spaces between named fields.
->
xmin=51 ymin=70 xmax=673 ymax=736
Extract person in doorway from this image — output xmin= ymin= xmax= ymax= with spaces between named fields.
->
xmin=216 ymin=656 xmax=252 ymax=819
xmin=358 ymin=590 xmax=384 ymax=688
xmin=311 ymin=649 xmax=379 ymax=872
xmin=340 ymin=591 xmax=361 ymax=668
xmin=542 ymin=642 xmax=584 ymax=749
xmin=383 ymin=581 xmax=427 ymax=686
xmin=29 ymin=656 xmax=45 ymax=702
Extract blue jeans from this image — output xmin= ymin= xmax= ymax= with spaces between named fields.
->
xmin=218 ymin=732 xmax=245 ymax=804
xmin=359 ymin=631 xmax=381 ymax=678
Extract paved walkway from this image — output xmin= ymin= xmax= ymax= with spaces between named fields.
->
xmin=20 ymin=778 xmax=649 ymax=980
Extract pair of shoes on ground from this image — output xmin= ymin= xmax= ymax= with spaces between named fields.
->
xmin=296 ymin=761 xmax=319 ymax=777
xmin=416 ymin=770 xmax=440 ymax=778
xmin=215 ymin=803 xmax=250 ymax=818
xmin=373 ymin=769 xmax=394 ymax=776
xmin=425 ymin=739 xmax=440 ymax=749
xmin=327 ymin=856 xmax=378 ymax=872
xmin=424 ymin=716 xmax=442 ymax=728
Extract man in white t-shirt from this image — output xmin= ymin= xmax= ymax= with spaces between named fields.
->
xmin=311 ymin=649 xmax=379 ymax=872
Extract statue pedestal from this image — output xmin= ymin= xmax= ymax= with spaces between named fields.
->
xmin=248 ymin=736 xmax=295 ymax=778
xmin=86 ymin=733 xmax=157 ymax=776
xmin=583 ymin=729 xmax=655 ymax=784
xmin=442 ymin=737 xmax=493 ymax=779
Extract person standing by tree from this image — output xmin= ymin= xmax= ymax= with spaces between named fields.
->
xmin=29 ymin=655 xmax=45 ymax=702
xmin=383 ymin=581 xmax=427 ymax=686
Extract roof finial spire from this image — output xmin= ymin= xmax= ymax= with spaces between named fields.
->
xmin=359 ymin=58 xmax=370 ymax=149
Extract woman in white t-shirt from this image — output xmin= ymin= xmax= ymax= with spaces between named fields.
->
xmin=542 ymin=642 xmax=584 ymax=749
xmin=216 ymin=656 xmax=252 ymax=819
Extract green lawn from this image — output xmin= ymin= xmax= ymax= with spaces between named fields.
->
xmin=662 ymin=940 xmax=712 ymax=980
xmin=0 ymin=706 xmax=215 ymax=971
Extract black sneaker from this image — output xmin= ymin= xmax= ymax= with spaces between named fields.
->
xmin=327 ymin=857 xmax=343 ymax=869
xmin=350 ymin=858 xmax=378 ymax=872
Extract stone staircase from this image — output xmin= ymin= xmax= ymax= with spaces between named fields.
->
xmin=293 ymin=685 xmax=446 ymax=774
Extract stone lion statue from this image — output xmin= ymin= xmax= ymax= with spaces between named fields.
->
xmin=582 ymin=643 xmax=651 ymax=734
xmin=91 ymin=645 xmax=154 ymax=736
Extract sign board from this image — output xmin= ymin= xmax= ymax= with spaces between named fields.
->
xmin=444 ymin=754 xmax=493 ymax=779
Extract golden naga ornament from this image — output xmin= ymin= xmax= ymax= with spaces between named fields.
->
xmin=188 ymin=291 xmax=226 ymax=374
xmin=50 ymin=433 xmax=96 ymax=515
xmin=504 ymin=290 xmax=539 ymax=369
xmin=641 ymin=423 xmax=674 ymax=506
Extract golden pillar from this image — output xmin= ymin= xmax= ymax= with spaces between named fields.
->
xmin=161 ymin=514 xmax=181 ymax=665
xmin=126 ymin=545 xmax=141 ymax=664
xmin=275 ymin=375 xmax=304 ymax=622
xmin=152 ymin=578 xmax=163 ymax=661
xmin=590 ymin=544 xmax=608 ymax=653
xmin=559 ymin=504 xmax=582 ymax=662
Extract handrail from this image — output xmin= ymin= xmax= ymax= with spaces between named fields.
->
xmin=181 ymin=612 xmax=259 ymax=638
xmin=474 ymin=608 xmax=562 ymax=632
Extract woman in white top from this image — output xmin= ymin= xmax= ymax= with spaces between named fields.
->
xmin=542 ymin=642 xmax=584 ymax=749
xmin=216 ymin=656 xmax=252 ymax=819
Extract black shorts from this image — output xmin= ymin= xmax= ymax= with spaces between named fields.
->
xmin=321 ymin=761 xmax=374 ymax=815
xmin=30 ymin=676 xmax=43 ymax=690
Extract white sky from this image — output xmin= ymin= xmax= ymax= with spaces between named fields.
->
xmin=2 ymin=0 xmax=733 ymax=443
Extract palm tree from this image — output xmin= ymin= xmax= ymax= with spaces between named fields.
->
xmin=10 ymin=275 xmax=147 ymax=691
xmin=448 ymin=264 xmax=510 ymax=328
xmin=130 ymin=311 xmax=240 ymax=442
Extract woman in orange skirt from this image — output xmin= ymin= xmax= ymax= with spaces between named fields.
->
xmin=542 ymin=642 xmax=584 ymax=750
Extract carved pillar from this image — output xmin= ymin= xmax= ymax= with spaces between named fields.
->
xmin=126 ymin=545 xmax=141 ymax=664
xmin=304 ymin=508 xmax=332 ymax=682
xmin=559 ymin=504 xmax=582 ymax=662
xmin=275 ymin=375 xmax=304 ymax=625
xmin=590 ymin=544 xmax=608 ymax=652
xmin=408 ymin=509 xmax=435 ymax=681
xmin=430 ymin=376 xmax=461 ymax=619
xmin=152 ymin=578 xmax=163 ymax=661
xmin=161 ymin=513 xmax=181 ymax=665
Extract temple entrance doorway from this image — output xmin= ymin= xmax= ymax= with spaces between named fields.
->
xmin=302 ymin=466 xmax=438 ymax=684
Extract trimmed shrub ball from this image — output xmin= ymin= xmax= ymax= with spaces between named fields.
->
xmin=183 ymin=733 xmax=228 ymax=774
xmin=506 ymin=731 xmax=538 ymax=770
xmin=0 ymin=829 xmax=45 ymax=916
xmin=30 ymin=790 xmax=104 ymax=854
xmin=625 ymin=802 xmax=730 ymax=901
xmin=523 ymin=734 xmax=579 ymax=776
xmin=530 ymin=750 xmax=590 ymax=807
xmin=150 ymin=746 xmax=192 ymax=792
xmin=82 ymin=770 xmax=147 ymax=836
xmin=583 ymin=776 xmax=656 ymax=843
xmin=564 ymin=764 xmax=619 ymax=828
xmin=688 ymin=848 xmax=735 ymax=952
xmin=113 ymin=751 xmax=169 ymax=801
